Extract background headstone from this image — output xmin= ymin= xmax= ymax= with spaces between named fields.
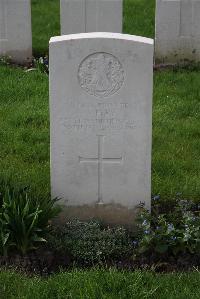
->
xmin=0 ymin=0 xmax=32 ymax=64
xmin=60 ymin=0 xmax=123 ymax=34
xmin=50 ymin=32 xmax=153 ymax=227
xmin=155 ymin=0 xmax=200 ymax=64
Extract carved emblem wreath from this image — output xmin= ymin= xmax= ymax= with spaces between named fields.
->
xmin=78 ymin=52 xmax=124 ymax=98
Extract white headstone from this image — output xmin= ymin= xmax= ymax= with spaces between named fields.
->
xmin=50 ymin=32 xmax=153 ymax=227
xmin=155 ymin=0 xmax=200 ymax=64
xmin=60 ymin=0 xmax=123 ymax=35
xmin=0 ymin=0 xmax=32 ymax=64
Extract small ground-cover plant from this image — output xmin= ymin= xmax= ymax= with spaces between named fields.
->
xmin=136 ymin=197 xmax=200 ymax=257
xmin=0 ymin=183 xmax=60 ymax=256
xmin=0 ymin=56 xmax=11 ymax=66
xmin=47 ymin=220 xmax=133 ymax=264
xmin=33 ymin=57 xmax=49 ymax=74
xmin=45 ymin=197 xmax=200 ymax=268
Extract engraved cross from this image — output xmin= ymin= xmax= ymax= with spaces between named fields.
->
xmin=79 ymin=135 xmax=123 ymax=204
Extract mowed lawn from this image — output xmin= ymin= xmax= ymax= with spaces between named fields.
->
xmin=1 ymin=270 xmax=200 ymax=299
xmin=0 ymin=0 xmax=199 ymax=200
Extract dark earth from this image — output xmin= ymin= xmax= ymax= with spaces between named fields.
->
xmin=0 ymin=247 xmax=199 ymax=277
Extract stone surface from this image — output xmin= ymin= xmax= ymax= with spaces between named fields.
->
xmin=49 ymin=32 xmax=153 ymax=227
xmin=0 ymin=0 xmax=32 ymax=64
xmin=155 ymin=0 xmax=200 ymax=64
xmin=60 ymin=0 xmax=122 ymax=34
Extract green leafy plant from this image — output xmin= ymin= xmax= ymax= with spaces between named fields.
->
xmin=0 ymin=186 xmax=60 ymax=255
xmin=0 ymin=55 xmax=11 ymax=66
xmin=136 ymin=200 xmax=200 ymax=256
xmin=0 ymin=214 xmax=12 ymax=256
xmin=33 ymin=57 xmax=49 ymax=74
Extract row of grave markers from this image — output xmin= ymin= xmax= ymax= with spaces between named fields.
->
xmin=0 ymin=0 xmax=200 ymax=64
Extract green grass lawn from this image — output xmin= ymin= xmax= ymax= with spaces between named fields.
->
xmin=32 ymin=0 xmax=60 ymax=57
xmin=32 ymin=0 xmax=155 ymax=57
xmin=0 ymin=269 xmax=200 ymax=299
xmin=0 ymin=66 xmax=50 ymax=199
xmin=123 ymin=0 xmax=155 ymax=38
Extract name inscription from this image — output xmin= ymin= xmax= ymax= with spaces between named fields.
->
xmin=61 ymin=101 xmax=136 ymax=132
